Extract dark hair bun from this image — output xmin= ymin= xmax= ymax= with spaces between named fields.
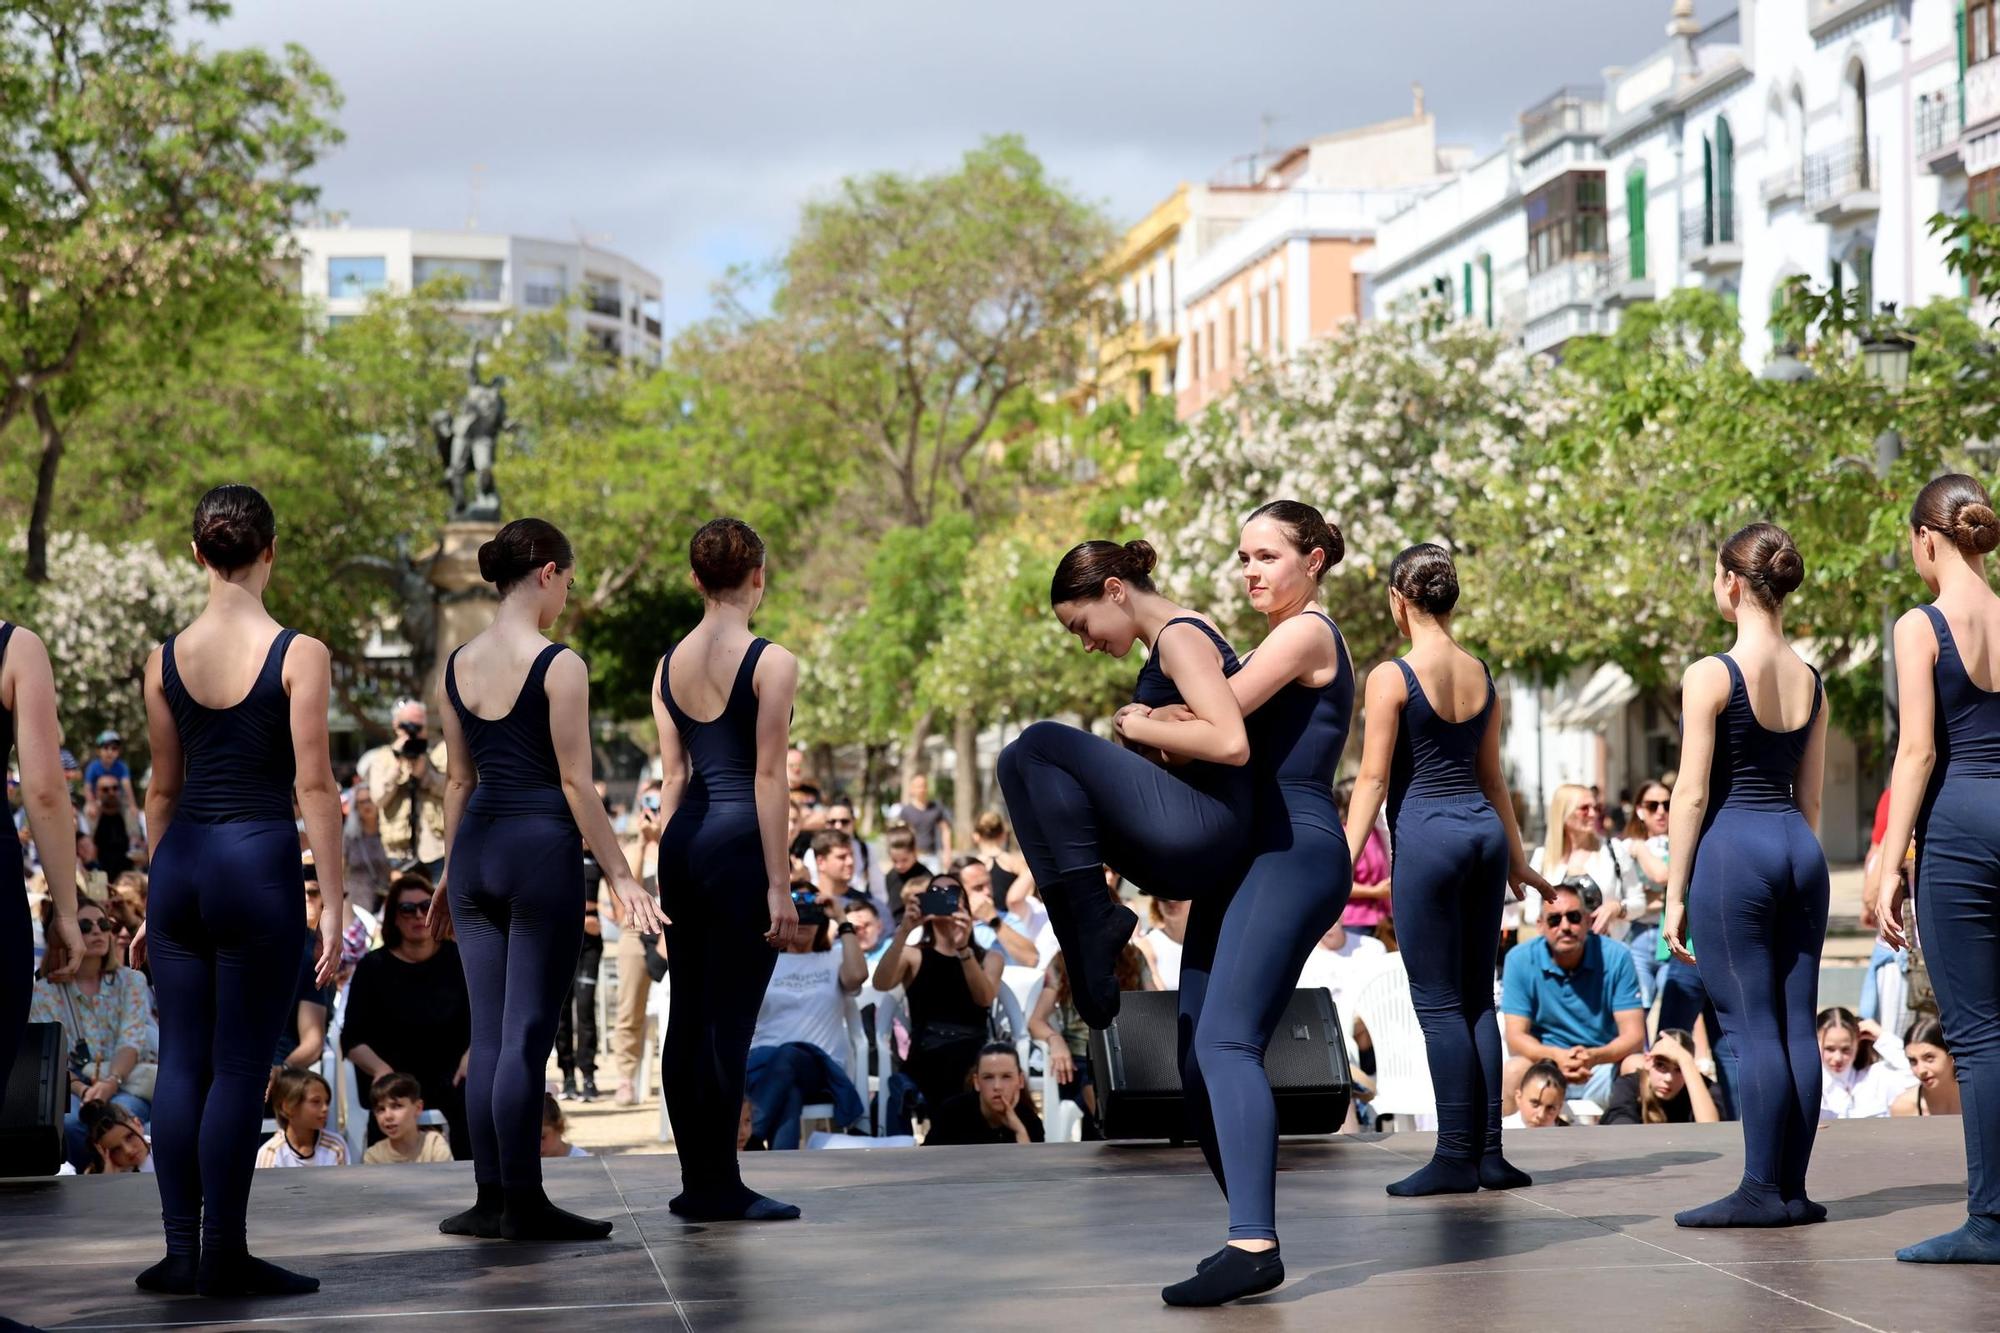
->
xmin=690 ymin=517 xmax=766 ymax=593
xmin=1719 ymin=521 xmax=1803 ymax=607
xmin=1050 ymin=538 xmax=1162 ymax=606
xmin=1912 ymin=474 xmax=2000 ymax=556
xmin=1122 ymin=539 xmax=1158 ymax=577
xmin=1956 ymin=502 xmax=2000 ymax=555
xmin=1388 ymin=543 xmax=1459 ymax=615
xmin=1764 ymin=543 xmax=1805 ymax=597
xmin=479 ymin=517 xmax=573 ymax=594
xmin=191 ymin=484 xmax=276 ymax=572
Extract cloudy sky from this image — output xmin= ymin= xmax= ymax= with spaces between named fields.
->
xmin=210 ymin=0 xmax=1677 ymax=330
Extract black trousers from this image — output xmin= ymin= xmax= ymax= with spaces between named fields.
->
xmin=554 ymin=932 xmax=604 ymax=1078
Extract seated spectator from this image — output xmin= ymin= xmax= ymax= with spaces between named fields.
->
xmin=1893 ymin=1016 xmax=1960 ymax=1117
xmin=360 ymin=1071 xmax=453 ymax=1164
xmin=541 ymin=1093 xmax=591 ymax=1158
xmin=86 ymin=774 xmax=145 ymax=881
xmin=848 ymin=900 xmax=891 ymax=969
xmin=78 ymin=1099 xmax=153 ymax=1174
xmin=953 ymin=855 xmax=1039 ymax=967
xmin=342 ymin=782 xmax=392 ymax=914
xmin=274 ymin=861 xmax=332 ymax=1080
xmin=1138 ymin=896 xmax=1191 ymax=991
xmin=1336 ymin=777 xmax=1393 ymax=940
xmin=84 ymin=730 xmax=136 ymax=813
xmin=256 ymin=1068 xmax=348 ymax=1167
xmin=30 ymin=897 xmax=155 ymax=1169
xmin=105 ymin=872 xmax=147 ymax=936
xmin=1819 ymin=1006 xmax=1915 ymax=1120
xmin=1502 ymin=1060 xmax=1570 ymax=1129
xmin=924 ymin=1043 xmax=1043 ymax=1145
xmin=1501 ymin=884 xmax=1645 ymax=1108
xmin=737 ymin=1098 xmax=757 ymax=1152
xmin=744 ymin=893 xmax=869 ymax=1149
xmin=871 ymin=873 xmax=1002 ymax=1119
xmin=1030 ymin=948 xmax=1153 ymax=1139
xmin=1599 ymin=1030 xmax=1719 ymax=1125
xmin=1296 ymin=920 xmax=1387 ymax=1027
xmin=882 ymin=827 xmax=923 ymax=901
xmin=341 ymin=873 xmax=472 ymax=1157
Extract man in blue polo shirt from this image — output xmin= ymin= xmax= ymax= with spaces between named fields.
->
xmin=1502 ymin=884 xmax=1646 ymax=1110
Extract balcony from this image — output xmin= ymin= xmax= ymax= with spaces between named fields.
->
xmin=1520 ymin=85 xmax=1606 ymax=157
xmin=1681 ymin=201 xmax=1742 ymax=271
xmin=1604 ymin=240 xmax=1653 ymax=306
xmin=1917 ymin=85 xmax=1963 ymax=171
xmin=585 ymin=289 xmax=621 ymax=318
xmin=1804 ymin=140 xmax=1880 ymax=223
xmin=1969 ymin=57 xmax=2000 ymax=136
xmin=643 ymin=316 xmax=662 ymax=339
xmin=1760 ymin=162 xmax=1803 ymax=207
xmin=1526 ymin=255 xmax=1607 ymax=322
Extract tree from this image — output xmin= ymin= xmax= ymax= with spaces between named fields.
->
xmin=0 ymin=0 xmax=340 ymax=580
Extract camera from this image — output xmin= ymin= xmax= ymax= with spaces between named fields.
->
xmin=67 ymin=1035 xmax=93 ymax=1081
xmin=397 ymin=734 xmax=429 ymax=760
xmin=791 ymin=889 xmax=828 ymax=927
xmin=642 ymin=792 xmax=661 ymax=815
xmin=396 ymin=721 xmax=424 ymax=739
xmin=1559 ymin=875 xmax=1603 ymax=915
xmin=917 ymin=886 xmax=961 ymax=919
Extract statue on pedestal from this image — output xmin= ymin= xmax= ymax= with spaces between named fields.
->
xmin=434 ymin=341 xmax=508 ymax=522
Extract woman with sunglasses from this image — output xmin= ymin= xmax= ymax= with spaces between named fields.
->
xmin=1875 ymin=475 xmax=2000 ymax=1263
xmin=140 ymin=484 xmax=346 ymax=1297
xmin=1662 ymin=522 xmax=1827 ymax=1229
xmin=1343 ymin=543 xmax=1550 ymax=1204
xmin=1622 ymin=781 xmax=1672 ymax=1006
xmin=652 ymin=517 xmax=802 ymax=1222
xmin=1 ymin=615 xmax=81 ymax=1099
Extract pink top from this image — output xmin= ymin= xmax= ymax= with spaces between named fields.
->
xmin=1342 ymin=828 xmax=1391 ymax=928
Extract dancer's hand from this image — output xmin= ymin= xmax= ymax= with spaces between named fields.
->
xmin=44 ymin=912 xmax=83 ymax=982
xmin=453 ymin=1048 xmax=470 ymax=1087
xmin=612 ymin=872 xmax=667 ymax=935
xmin=765 ymin=882 xmax=799 ymax=950
xmin=1112 ymin=703 xmax=1151 ymax=733
xmin=315 ymin=910 xmax=342 ymax=988
xmin=1877 ymin=864 xmax=1910 ymax=951
xmin=1508 ymin=862 xmax=1554 ymax=905
xmin=125 ymin=920 xmax=147 ymax=972
xmin=427 ymin=887 xmax=455 ymax=942
xmin=1662 ymin=897 xmax=1695 ymax=966
xmin=1147 ymin=703 xmax=1195 ymax=725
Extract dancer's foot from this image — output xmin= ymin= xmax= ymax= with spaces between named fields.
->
xmin=1071 ymin=888 xmax=1137 ymax=1029
xmin=196 ymin=1251 xmax=319 ymax=1297
xmin=668 ymin=1187 xmax=801 ymax=1222
xmin=439 ymin=1183 xmax=504 ymax=1238
xmin=1387 ymin=1155 xmax=1480 ymax=1197
xmin=1479 ymin=1152 xmax=1533 ymax=1191
xmin=1162 ymin=1244 xmax=1283 ymax=1307
xmin=135 ymin=1252 xmax=198 ymax=1295
xmin=499 ymin=1185 xmax=614 ymax=1241
xmin=1897 ymin=1213 xmax=2000 ymax=1263
xmin=1784 ymin=1197 xmax=1827 ymax=1225
xmin=1674 ymin=1181 xmax=1790 ymax=1229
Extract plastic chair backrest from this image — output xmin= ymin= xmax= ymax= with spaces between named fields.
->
xmin=872 ymin=988 xmax=903 ymax=1137
xmin=1348 ymin=952 xmax=1437 ymax=1118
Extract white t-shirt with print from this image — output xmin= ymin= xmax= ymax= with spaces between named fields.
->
xmin=752 ymin=950 xmax=849 ymax=1062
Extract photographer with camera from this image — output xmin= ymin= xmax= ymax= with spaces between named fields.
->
xmin=742 ymin=881 xmax=868 ymax=1148
xmin=871 ymin=873 xmax=1002 ymax=1121
xmin=1500 ymin=882 xmax=1645 ymax=1112
xmin=362 ymin=698 xmax=447 ymax=881
xmin=31 ymin=897 xmax=157 ymax=1170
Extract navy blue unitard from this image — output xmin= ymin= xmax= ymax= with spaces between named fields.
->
xmin=444 ymin=642 xmax=584 ymax=1189
xmin=1913 ymin=606 xmax=2000 ymax=1226
xmin=149 ymin=629 xmax=307 ymax=1259
xmin=1385 ymin=658 xmax=1512 ymax=1181
xmin=1679 ymin=654 xmax=1826 ymax=1226
xmin=0 ymin=624 xmax=27 ymax=1098
xmin=658 ymin=637 xmax=784 ymax=1210
xmin=1189 ymin=612 xmax=1352 ymax=1240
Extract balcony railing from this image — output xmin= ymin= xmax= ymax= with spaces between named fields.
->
xmin=1761 ymin=162 xmax=1803 ymax=206
xmin=1520 ymin=85 xmax=1606 ymax=154
xmin=1971 ymin=56 xmax=2000 ymax=132
xmin=1681 ymin=201 xmax=1742 ymax=265
xmin=1917 ymin=85 xmax=1962 ymax=157
xmin=1605 ymin=239 xmax=1651 ymax=303
xmin=585 ymin=290 xmax=621 ymax=318
xmin=1804 ymin=139 xmax=1880 ymax=213
xmin=523 ymin=282 xmax=566 ymax=308
xmin=1526 ymin=255 xmax=1608 ymax=320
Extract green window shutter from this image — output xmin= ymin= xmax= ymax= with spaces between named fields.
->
xmin=1702 ymin=136 xmax=1715 ymax=246
xmin=1462 ymin=261 xmax=1473 ymax=316
xmin=1716 ymin=118 xmax=1735 ymax=242
xmin=1627 ymin=168 xmax=1648 ymax=279
xmin=1481 ymin=253 xmax=1494 ymax=327
xmin=1961 ymin=4 xmax=1969 ymax=131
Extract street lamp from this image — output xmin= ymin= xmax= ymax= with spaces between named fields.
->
xmin=1861 ymin=304 xmax=1915 ymax=758
xmin=1860 ymin=313 xmax=1916 ymax=391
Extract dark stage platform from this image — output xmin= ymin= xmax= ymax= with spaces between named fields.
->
xmin=0 ymin=1118 xmax=1988 ymax=1331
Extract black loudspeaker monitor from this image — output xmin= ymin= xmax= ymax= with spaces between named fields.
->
xmin=0 ymin=1022 xmax=68 ymax=1177
xmin=1088 ymin=988 xmax=1352 ymax=1142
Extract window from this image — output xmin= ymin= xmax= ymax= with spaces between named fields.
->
xmin=1525 ymin=171 xmax=1608 ymax=275
xmin=1207 ymin=319 xmax=1218 ymax=371
xmin=1974 ymin=0 xmax=1998 ymax=65
xmin=1257 ymin=289 xmax=1269 ymax=350
xmin=412 ymin=257 xmax=503 ymax=301
xmin=521 ymin=263 xmax=566 ymax=307
xmin=1227 ymin=309 xmax=1238 ymax=364
xmin=328 ymin=256 xmax=386 ymax=297
xmin=1189 ymin=329 xmax=1201 ymax=379
xmin=1972 ymin=168 xmax=2000 ymax=221
xmin=1271 ymin=286 xmax=1283 ymax=354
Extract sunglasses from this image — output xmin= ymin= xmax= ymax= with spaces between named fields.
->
xmin=1544 ymin=910 xmax=1586 ymax=927
xmin=1573 ymin=804 xmax=1602 ymax=815
xmin=1638 ymin=799 xmax=1669 ymax=814
xmin=396 ymin=899 xmax=432 ymax=916
xmin=75 ymin=918 xmax=109 ymax=935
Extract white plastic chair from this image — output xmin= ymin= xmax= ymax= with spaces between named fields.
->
xmin=1347 ymin=952 xmax=1436 ymax=1122
xmin=872 ymin=989 xmax=905 ymax=1139
xmin=793 ymin=996 xmax=869 ymax=1144
xmin=648 ymin=973 xmax=672 ymax=1142
xmin=1033 ymin=1038 xmax=1085 ymax=1142
xmin=991 ymin=984 xmax=1028 ymax=1049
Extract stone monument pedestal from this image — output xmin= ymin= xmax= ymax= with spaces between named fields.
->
xmin=423 ymin=520 xmax=502 ymax=714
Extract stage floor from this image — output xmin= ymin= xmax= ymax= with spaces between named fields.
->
xmin=0 ymin=1117 xmax=1986 ymax=1331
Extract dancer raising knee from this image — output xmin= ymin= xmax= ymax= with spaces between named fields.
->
xmin=654 ymin=518 xmax=804 ymax=1222
xmin=996 ymin=539 xmax=1251 ymax=1032
xmin=1342 ymin=544 xmax=1549 ymax=1201
xmin=141 ymin=484 xmax=346 ymax=1296
xmin=1875 ymin=475 xmax=2000 ymax=1263
xmin=1663 ymin=522 xmax=1828 ymax=1228
xmin=433 ymin=518 xmax=663 ymax=1242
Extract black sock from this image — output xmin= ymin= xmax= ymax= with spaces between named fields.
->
xmin=196 ymin=1250 xmax=319 ymax=1297
xmin=1387 ymin=1155 xmax=1480 ymax=1197
xmin=1052 ymin=871 xmax=1135 ymax=1029
xmin=1785 ymin=1196 xmax=1827 ymax=1225
xmin=1162 ymin=1245 xmax=1284 ymax=1307
xmin=1674 ymin=1180 xmax=1791 ymax=1229
xmin=1479 ymin=1150 xmax=1532 ymax=1190
xmin=668 ymin=1186 xmax=801 ymax=1222
xmin=1897 ymin=1213 xmax=2000 ymax=1263
xmin=440 ymin=1183 xmax=505 ymax=1237
xmin=500 ymin=1184 xmax=614 ymax=1241
xmin=135 ymin=1252 xmax=199 ymax=1295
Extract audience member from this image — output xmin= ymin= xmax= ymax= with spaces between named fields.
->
xmin=362 ymin=698 xmax=448 ymax=880
xmin=341 ymin=873 xmax=472 ymax=1157
xmin=786 ymin=746 xmax=823 ymax=812
xmin=1520 ymin=783 xmax=1647 ymax=942
xmin=1599 ymin=1030 xmax=1720 ymax=1125
xmin=1296 ymin=920 xmax=1386 ymax=1023
xmin=554 ymin=880 xmax=604 ymax=1103
xmin=923 ymin=1043 xmax=1042 ymax=1145
xmin=1501 ymin=884 xmax=1645 ymax=1108
xmin=360 ymin=1072 xmax=454 ymax=1163
xmin=31 ymin=897 xmax=156 ymax=1169
xmin=745 ymin=894 xmax=869 ymax=1148
xmin=1137 ymin=895 xmax=1190 ymax=991
xmin=274 ymin=864 xmax=332 ymax=1077
xmin=1893 ymin=1016 xmax=1960 ymax=1118
xmin=848 ymin=901 xmax=891 ymax=969
xmin=953 ymin=856 xmax=1039 ymax=966
xmin=809 ymin=827 xmax=885 ymax=922
xmin=541 ymin=1093 xmax=591 ymax=1158
xmin=871 ymin=874 xmax=1002 ymax=1118
xmin=1619 ymin=779 xmax=1672 ymax=1007
xmin=888 ymin=773 xmax=951 ymax=864
xmin=78 ymin=1098 xmax=153 ymax=1174
xmin=1502 ymin=1060 xmax=1570 ymax=1129
xmin=883 ymin=827 xmax=923 ymax=900
xmin=83 ymin=730 xmax=137 ymax=814
xmin=1336 ymin=777 xmax=1393 ymax=940
xmin=86 ymin=774 xmax=145 ymax=880
xmin=256 ymin=1068 xmax=348 ymax=1167
xmin=1818 ymin=1006 xmax=1916 ymax=1120
xmin=1030 ymin=948 xmax=1152 ymax=1139
xmin=341 ymin=782 xmax=393 ymax=914
xmin=609 ymin=786 xmax=664 ymax=1106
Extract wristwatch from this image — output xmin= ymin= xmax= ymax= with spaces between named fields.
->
xmin=836 ymin=922 xmax=856 ymax=938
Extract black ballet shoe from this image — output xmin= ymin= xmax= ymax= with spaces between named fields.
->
xmin=135 ymin=1252 xmax=199 ymax=1295
xmin=1674 ymin=1181 xmax=1791 ymax=1229
xmin=1194 ymin=1244 xmax=1230 ymax=1274
xmin=1162 ymin=1244 xmax=1283 ymax=1307
xmin=1387 ymin=1155 xmax=1480 ymax=1197
xmin=1479 ymin=1152 xmax=1533 ymax=1191
xmin=439 ymin=1183 xmax=504 ymax=1238
xmin=668 ymin=1188 xmax=801 ymax=1222
xmin=499 ymin=1185 xmax=614 ymax=1241
xmin=196 ymin=1250 xmax=319 ymax=1297
xmin=1068 ymin=881 xmax=1137 ymax=1029
xmin=1897 ymin=1213 xmax=2000 ymax=1263
xmin=1785 ymin=1197 xmax=1827 ymax=1225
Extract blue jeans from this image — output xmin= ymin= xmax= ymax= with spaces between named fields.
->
xmin=1626 ymin=926 xmax=1666 ymax=1010
xmin=65 ymin=1090 xmax=153 ymax=1170
xmin=1858 ymin=938 xmax=1905 ymax=1025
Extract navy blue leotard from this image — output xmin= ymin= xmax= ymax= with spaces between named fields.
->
xmin=445 ymin=641 xmax=584 ymax=1191
xmin=1188 ymin=611 xmax=1353 ymax=1239
xmin=1678 ymin=653 xmax=1826 ymax=1228
xmin=149 ymin=629 xmax=306 ymax=1262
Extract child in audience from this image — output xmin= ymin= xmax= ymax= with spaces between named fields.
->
xmin=79 ymin=1099 xmax=153 ymax=1174
xmin=540 ymin=1093 xmax=591 ymax=1158
xmin=256 ymin=1069 xmax=348 ymax=1167
xmin=361 ymin=1071 xmax=453 ymax=1164
xmin=1502 ymin=1060 xmax=1569 ymax=1129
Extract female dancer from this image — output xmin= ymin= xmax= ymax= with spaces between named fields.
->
xmin=1875 ymin=474 xmax=2000 ymax=1262
xmin=995 ymin=539 xmax=1250 ymax=1031
xmin=1662 ymin=522 xmax=1827 ymax=1228
xmin=1142 ymin=502 xmax=1355 ymax=1307
xmin=141 ymin=484 xmax=345 ymax=1296
xmin=2 ymin=618 xmax=81 ymax=1094
xmin=434 ymin=518 xmax=663 ymax=1241
xmin=654 ymin=517 xmax=803 ymax=1221
xmin=1342 ymin=543 xmax=1549 ymax=1201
